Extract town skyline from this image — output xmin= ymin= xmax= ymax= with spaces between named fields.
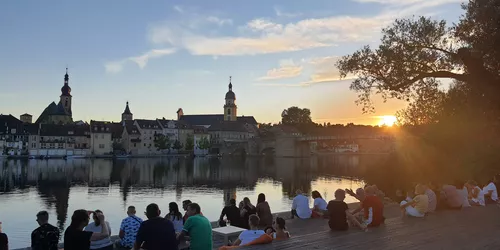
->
xmin=0 ymin=0 xmax=463 ymax=125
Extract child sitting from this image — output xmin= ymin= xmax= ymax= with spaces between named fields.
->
xmin=400 ymin=184 xmax=428 ymax=218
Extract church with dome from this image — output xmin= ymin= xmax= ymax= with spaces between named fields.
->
xmin=177 ymin=76 xmax=259 ymax=147
xmin=35 ymin=69 xmax=73 ymax=124
xmin=178 ymin=77 xmax=257 ymax=126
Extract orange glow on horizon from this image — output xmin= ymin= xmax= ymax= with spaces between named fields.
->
xmin=378 ymin=115 xmax=397 ymax=127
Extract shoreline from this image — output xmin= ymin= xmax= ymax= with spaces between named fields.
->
xmin=0 ymin=152 xmax=388 ymax=160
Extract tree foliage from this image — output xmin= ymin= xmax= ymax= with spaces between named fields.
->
xmin=281 ymin=107 xmax=313 ymax=125
xmin=154 ymin=134 xmax=171 ymax=151
xmin=336 ymin=0 xmax=500 ymax=116
xmin=336 ymin=0 xmax=500 ymax=188
xmin=196 ymin=136 xmax=211 ymax=150
xmin=172 ymin=140 xmax=183 ymax=151
xmin=184 ymin=135 xmax=194 ymax=151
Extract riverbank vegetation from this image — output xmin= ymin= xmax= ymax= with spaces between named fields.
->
xmin=336 ymin=0 xmax=500 ymax=193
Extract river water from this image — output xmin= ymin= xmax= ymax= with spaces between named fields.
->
xmin=0 ymin=155 xmax=385 ymax=248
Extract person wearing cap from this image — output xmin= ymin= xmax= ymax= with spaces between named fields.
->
xmin=31 ymin=211 xmax=59 ymax=250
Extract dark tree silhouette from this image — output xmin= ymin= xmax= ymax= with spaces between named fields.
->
xmin=336 ymin=0 xmax=500 ymax=115
xmin=281 ymin=107 xmax=313 ymax=125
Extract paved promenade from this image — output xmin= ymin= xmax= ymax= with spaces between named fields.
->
xmin=14 ymin=203 xmax=500 ymax=249
xmin=244 ymin=204 xmax=500 ymax=250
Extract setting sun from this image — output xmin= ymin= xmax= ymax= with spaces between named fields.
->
xmin=378 ymin=115 xmax=397 ymax=127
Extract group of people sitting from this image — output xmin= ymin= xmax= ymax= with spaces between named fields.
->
xmin=288 ymin=186 xmax=385 ymax=232
xmin=397 ymin=175 xmax=499 ymax=218
xmin=3 ymin=176 xmax=495 ymax=250
xmin=0 ymin=200 xmax=212 ymax=250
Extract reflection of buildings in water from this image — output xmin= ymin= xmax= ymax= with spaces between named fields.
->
xmin=316 ymin=155 xmax=361 ymax=178
xmin=223 ymin=187 xmax=237 ymax=207
xmin=88 ymin=159 xmax=113 ymax=187
xmin=274 ymin=158 xmax=313 ymax=199
xmin=37 ymin=180 xmax=70 ymax=234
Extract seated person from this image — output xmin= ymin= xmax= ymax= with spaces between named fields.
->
xmin=466 ymin=180 xmax=485 ymax=206
xmin=291 ymin=190 xmax=312 ymax=219
xmin=328 ymin=189 xmax=367 ymax=231
xmin=270 ymin=217 xmax=290 ymax=240
xmin=311 ymin=191 xmax=328 ymax=217
xmin=424 ymin=185 xmax=437 ymax=212
xmin=0 ymin=222 xmax=7 ymax=250
xmin=349 ymin=186 xmax=384 ymax=227
xmin=482 ymin=179 xmax=498 ymax=204
xmin=232 ymin=215 xmax=265 ymax=246
xmin=455 ymin=180 xmax=471 ymax=208
xmin=441 ymin=184 xmax=463 ymax=209
xmin=219 ymin=199 xmax=244 ymax=228
xmin=84 ymin=210 xmax=113 ymax=250
xmin=400 ymin=184 xmax=428 ymax=218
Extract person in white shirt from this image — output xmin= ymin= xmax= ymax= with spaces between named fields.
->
xmin=84 ymin=209 xmax=113 ymax=250
xmin=454 ymin=180 xmax=471 ymax=208
xmin=232 ymin=215 xmax=265 ymax=246
xmin=291 ymin=190 xmax=312 ymax=219
xmin=466 ymin=181 xmax=485 ymax=206
xmin=311 ymin=190 xmax=328 ymax=217
xmin=483 ymin=180 xmax=498 ymax=204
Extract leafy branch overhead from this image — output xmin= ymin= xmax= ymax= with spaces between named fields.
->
xmin=336 ymin=0 xmax=500 ymax=113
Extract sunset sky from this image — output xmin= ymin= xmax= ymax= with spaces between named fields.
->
xmin=0 ymin=0 xmax=463 ymax=125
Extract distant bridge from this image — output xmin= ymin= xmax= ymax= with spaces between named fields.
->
xmin=296 ymin=135 xmax=394 ymax=141
xmin=258 ymin=134 xmax=394 ymax=157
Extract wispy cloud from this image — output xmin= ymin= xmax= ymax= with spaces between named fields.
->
xmin=253 ymin=82 xmax=305 ymax=87
xmin=173 ymin=5 xmax=184 ymax=13
xmin=352 ymin=0 xmax=461 ymax=6
xmin=206 ymin=16 xmax=233 ymax=26
xmin=149 ymin=0 xmax=458 ymax=57
xmin=129 ymin=48 xmax=177 ymax=69
xmin=257 ymin=59 xmax=303 ymax=81
xmin=104 ymin=60 xmax=127 ymax=73
xmin=115 ymin=0 xmax=461 ymax=66
xmin=149 ymin=14 xmax=385 ymax=56
xmin=105 ymin=48 xmax=176 ymax=73
xmin=274 ymin=7 xmax=302 ymax=18
xmin=256 ymin=56 xmax=357 ymax=87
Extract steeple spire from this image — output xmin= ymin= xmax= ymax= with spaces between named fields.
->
xmin=228 ymin=76 xmax=232 ymax=90
xmin=61 ymin=67 xmax=71 ymax=96
xmin=123 ymin=101 xmax=132 ymax=115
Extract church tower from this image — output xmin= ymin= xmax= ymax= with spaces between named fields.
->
xmin=60 ymin=68 xmax=72 ymax=115
xmin=122 ymin=101 xmax=133 ymax=122
xmin=223 ymin=76 xmax=237 ymax=121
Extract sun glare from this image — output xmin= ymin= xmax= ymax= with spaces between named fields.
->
xmin=378 ymin=115 xmax=397 ymax=127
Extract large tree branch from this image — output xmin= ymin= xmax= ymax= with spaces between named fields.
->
xmin=408 ymin=45 xmax=456 ymax=56
xmin=390 ymin=71 xmax=470 ymax=90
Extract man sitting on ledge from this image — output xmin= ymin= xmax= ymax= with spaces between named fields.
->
xmin=291 ymin=190 xmax=312 ymax=219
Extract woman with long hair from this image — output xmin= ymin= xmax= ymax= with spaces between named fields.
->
xmin=84 ymin=210 xmax=113 ymax=250
xmin=311 ymin=190 xmax=328 ymax=217
xmin=240 ymin=197 xmax=256 ymax=229
xmin=256 ymin=193 xmax=273 ymax=228
xmin=165 ymin=202 xmax=184 ymax=233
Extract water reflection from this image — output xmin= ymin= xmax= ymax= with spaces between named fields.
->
xmin=0 ymin=155 xmax=380 ymax=248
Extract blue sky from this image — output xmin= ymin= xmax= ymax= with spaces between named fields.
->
xmin=0 ymin=0 xmax=463 ymax=125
